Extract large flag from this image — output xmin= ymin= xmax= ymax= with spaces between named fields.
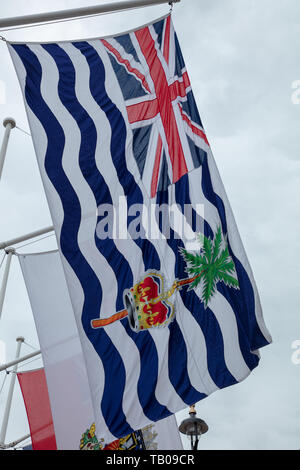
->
xmin=10 ymin=13 xmax=271 ymax=442
xmin=19 ymin=250 xmax=183 ymax=450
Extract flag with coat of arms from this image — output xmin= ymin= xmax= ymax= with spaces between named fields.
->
xmin=9 ymin=13 xmax=272 ymax=443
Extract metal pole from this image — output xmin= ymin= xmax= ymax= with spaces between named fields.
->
xmin=0 ymin=0 xmax=180 ymax=29
xmin=0 ymin=349 xmax=41 ymax=372
xmin=0 ymin=337 xmax=24 ymax=446
xmin=0 ymin=118 xmax=16 ymax=181
xmin=0 ymin=248 xmax=14 ymax=321
xmin=0 ymin=432 xmax=31 ymax=449
xmin=0 ymin=226 xmax=54 ymax=250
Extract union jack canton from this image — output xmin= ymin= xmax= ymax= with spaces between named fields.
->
xmin=102 ymin=15 xmax=210 ymax=197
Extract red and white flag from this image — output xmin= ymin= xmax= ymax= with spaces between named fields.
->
xmin=17 ymin=368 xmax=57 ymax=450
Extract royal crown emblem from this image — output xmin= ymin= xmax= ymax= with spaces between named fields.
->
xmin=123 ymin=271 xmax=175 ymax=332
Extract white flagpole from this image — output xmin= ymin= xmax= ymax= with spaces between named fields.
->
xmin=0 ymin=118 xmax=16 ymax=181
xmin=0 ymin=349 xmax=41 ymax=372
xmin=0 ymin=226 xmax=54 ymax=250
xmin=0 ymin=248 xmax=15 ymax=321
xmin=0 ymin=433 xmax=31 ymax=449
xmin=0 ymin=0 xmax=181 ymax=29
xmin=0 ymin=337 xmax=24 ymax=446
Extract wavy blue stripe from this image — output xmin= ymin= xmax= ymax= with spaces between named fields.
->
xmin=67 ymin=41 xmax=173 ymax=422
xmin=201 ymin=157 xmax=269 ymax=353
xmin=12 ymin=44 xmax=133 ymax=438
xmin=73 ymin=41 xmax=161 ymax=273
xmin=168 ymin=320 xmax=207 ymax=404
xmin=43 ymin=43 xmax=131 ymax=312
xmin=121 ymin=320 xmax=172 ymax=420
xmin=156 ymin=187 xmax=237 ymax=390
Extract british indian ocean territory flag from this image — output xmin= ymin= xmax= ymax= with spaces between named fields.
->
xmin=9 ymin=14 xmax=272 ymax=443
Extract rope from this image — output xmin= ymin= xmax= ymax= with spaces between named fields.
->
xmin=14 ymin=439 xmax=32 ymax=450
xmin=0 ymin=370 xmax=8 ymax=395
xmin=0 ymin=251 xmax=6 ymax=270
xmin=16 ymin=232 xmax=55 ymax=250
xmin=17 ymin=356 xmax=42 ymax=369
xmin=8 ymin=354 xmax=42 ymax=373
xmin=15 ymin=125 xmax=31 ymax=137
xmin=23 ymin=341 xmax=39 ymax=351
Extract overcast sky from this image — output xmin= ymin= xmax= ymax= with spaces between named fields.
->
xmin=0 ymin=0 xmax=299 ymax=450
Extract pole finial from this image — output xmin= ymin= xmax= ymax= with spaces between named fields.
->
xmin=189 ymin=404 xmax=196 ymax=414
xmin=3 ymin=118 xmax=16 ymax=129
xmin=5 ymin=247 xmax=15 ymax=255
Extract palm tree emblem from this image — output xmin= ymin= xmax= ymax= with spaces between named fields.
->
xmin=180 ymin=226 xmax=239 ymax=307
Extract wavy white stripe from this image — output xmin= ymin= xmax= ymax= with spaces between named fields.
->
xmin=188 ymin=165 xmax=221 ymax=233
xmin=205 ymin=149 xmax=272 ymax=345
xmin=208 ymin=294 xmax=251 ymax=381
xmin=188 ymin=156 xmax=272 ymax=348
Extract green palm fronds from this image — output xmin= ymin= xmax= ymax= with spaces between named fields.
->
xmin=180 ymin=226 xmax=239 ymax=307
